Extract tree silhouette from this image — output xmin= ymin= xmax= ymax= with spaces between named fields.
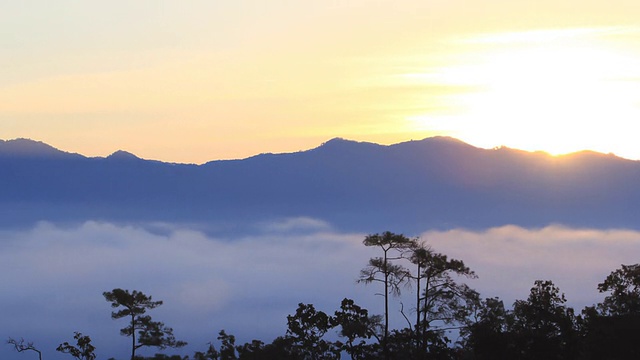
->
xmin=333 ymin=298 xmax=381 ymax=360
xmin=103 ymin=288 xmax=186 ymax=360
xmin=56 ymin=332 xmax=96 ymax=360
xmin=235 ymin=339 xmax=266 ymax=360
xmin=7 ymin=338 xmax=42 ymax=360
xmin=216 ymin=330 xmax=237 ymax=360
xmin=358 ymin=231 xmax=415 ymax=357
xmin=286 ymin=303 xmax=340 ymax=360
xmin=462 ymin=297 xmax=512 ymax=360
xmin=580 ymin=264 xmax=640 ymax=359
xmin=511 ymin=280 xmax=578 ymax=360
xmin=408 ymin=242 xmax=478 ymax=352
xmin=598 ymin=263 xmax=640 ymax=315
xmin=192 ymin=343 xmax=219 ymax=360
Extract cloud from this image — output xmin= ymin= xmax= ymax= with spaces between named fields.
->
xmin=423 ymin=225 xmax=640 ymax=306
xmin=0 ymin=220 xmax=374 ymax=359
xmin=2 ymin=221 xmax=640 ymax=359
xmin=257 ymin=216 xmax=332 ymax=233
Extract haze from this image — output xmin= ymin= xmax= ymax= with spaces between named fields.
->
xmin=3 ymin=1 xmax=640 ymax=162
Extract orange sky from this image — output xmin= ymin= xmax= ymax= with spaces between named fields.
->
xmin=2 ymin=1 xmax=640 ymax=163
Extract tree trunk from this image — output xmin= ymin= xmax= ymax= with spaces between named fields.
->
xmin=131 ymin=313 xmax=136 ymax=360
xmin=384 ymin=249 xmax=389 ymax=360
xmin=416 ymin=263 xmax=421 ymax=351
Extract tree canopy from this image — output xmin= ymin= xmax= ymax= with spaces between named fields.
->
xmin=103 ymin=289 xmax=186 ymax=360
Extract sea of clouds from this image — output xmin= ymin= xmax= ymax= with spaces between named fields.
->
xmin=2 ymin=219 xmax=640 ymax=359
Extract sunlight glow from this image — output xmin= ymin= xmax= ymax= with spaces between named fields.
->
xmin=405 ymin=28 xmax=640 ymax=158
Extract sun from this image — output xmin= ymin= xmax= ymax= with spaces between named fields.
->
xmin=406 ymin=28 xmax=640 ymax=159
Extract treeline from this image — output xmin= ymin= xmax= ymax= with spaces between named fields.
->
xmin=8 ymin=232 xmax=640 ymax=359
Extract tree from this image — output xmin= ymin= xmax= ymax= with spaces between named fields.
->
xmin=195 ymin=331 xmax=292 ymax=360
xmin=597 ymin=263 xmax=640 ymax=316
xmin=216 ymin=330 xmax=237 ymax=360
xmin=192 ymin=343 xmax=219 ymax=360
xmin=333 ymin=298 xmax=382 ymax=360
xmin=103 ymin=288 xmax=187 ymax=360
xmin=286 ymin=303 xmax=341 ymax=360
xmin=56 ymin=332 xmax=96 ymax=360
xmin=251 ymin=336 xmax=298 ymax=360
xmin=580 ymin=264 xmax=640 ymax=359
xmin=511 ymin=280 xmax=578 ymax=360
xmin=358 ymin=231 xmax=415 ymax=357
xmin=235 ymin=339 xmax=266 ymax=360
xmin=409 ymin=244 xmax=430 ymax=347
xmin=135 ymin=355 xmax=185 ymax=360
xmin=7 ymin=338 xmax=42 ymax=360
xmin=409 ymin=242 xmax=478 ymax=353
xmin=462 ymin=297 xmax=514 ymax=360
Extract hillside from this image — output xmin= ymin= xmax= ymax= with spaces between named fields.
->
xmin=1 ymin=137 xmax=638 ymax=234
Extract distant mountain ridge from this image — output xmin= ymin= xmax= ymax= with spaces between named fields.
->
xmin=0 ymin=138 xmax=79 ymax=159
xmin=1 ymin=137 xmax=638 ymax=234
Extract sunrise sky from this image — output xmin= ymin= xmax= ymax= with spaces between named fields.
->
xmin=3 ymin=0 xmax=640 ymax=163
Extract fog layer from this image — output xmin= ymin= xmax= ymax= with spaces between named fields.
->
xmin=2 ymin=220 xmax=638 ymax=359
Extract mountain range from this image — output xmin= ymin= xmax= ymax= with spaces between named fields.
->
xmin=1 ymin=137 xmax=638 ymax=234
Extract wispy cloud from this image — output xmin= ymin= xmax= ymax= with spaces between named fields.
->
xmin=2 ymin=221 xmax=640 ymax=359
xmin=257 ymin=216 xmax=332 ymax=233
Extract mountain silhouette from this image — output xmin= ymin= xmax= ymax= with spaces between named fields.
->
xmin=106 ymin=150 xmax=143 ymax=161
xmin=0 ymin=138 xmax=82 ymax=159
xmin=1 ymin=137 xmax=638 ymax=234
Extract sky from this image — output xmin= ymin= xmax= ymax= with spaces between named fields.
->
xmin=5 ymin=3 xmax=640 ymax=358
xmin=3 ymin=1 xmax=640 ymax=163
xmin=3 ymin=219 xmax=640 ymax=359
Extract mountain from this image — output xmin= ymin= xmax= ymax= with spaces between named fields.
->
xmin=0 ymin=138 xmax=82 ymax=159
xmin=1 ymin=137 xmax=639 ymax=234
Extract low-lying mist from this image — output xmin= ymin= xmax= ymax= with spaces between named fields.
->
xmin=2 ymin=219 xmax=639 ymax=359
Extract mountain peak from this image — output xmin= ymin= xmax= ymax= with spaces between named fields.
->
xmin=315 ymin=137 xmax=381 ymax=151
xmin=320 ymin=137 xmax=357 ymax=146
xmin=106 ymin=150 xmax=141 ymax=161
xmin=426 ymin=136 xmax=468 ymax=144
xmin=414 ymin=136 xmax=478 ymax=149
xmin=0 ymin=138 xmax=76 ymax=159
